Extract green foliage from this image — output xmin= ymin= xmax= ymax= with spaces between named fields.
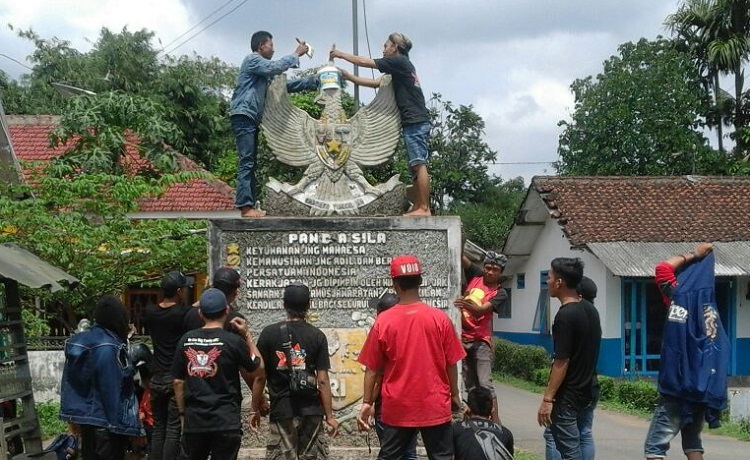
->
xmin=35 ymin=401 xmax=67 ymax=439
xmin=448 ymin=178 xmax=526 ymax=250
xmin=598 ymin=375 xmax=616 ymax=401
xmin=493 ymin=338 xmax=551 ymax=382
xmin=0 ymin=170 xmax=207 ymax=330
xmin=532 ymin=368 xmax=550 ymax=387
xmin=558 ymin=37 xmax=723 ymax=175
xmin=21 ymin=305 xmax=51 ymax=337
xmin=428 ymin=93 xmax=499 ymax=210
xmin=614 ymin=380 xmax=659 ymax=411
xmin=49 ymin=92 xmax=182 ymax=174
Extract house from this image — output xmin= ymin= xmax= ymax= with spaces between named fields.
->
xmin=2 ymin=113 xmax=239 ymax=334
xmin=497 ymin=176 xmax=750 ymax=377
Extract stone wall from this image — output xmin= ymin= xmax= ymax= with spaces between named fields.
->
xmin=28 ymin=350 xmax=64 ymax=402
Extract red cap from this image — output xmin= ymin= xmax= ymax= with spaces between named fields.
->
xmin=390 ymin=255 xmax=422 ymax=278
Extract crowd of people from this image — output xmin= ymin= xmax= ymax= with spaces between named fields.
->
xmin=57 ymin=240 xmax=729 ymax=460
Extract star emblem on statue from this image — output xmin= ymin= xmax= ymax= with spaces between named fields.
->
xmin=326 ymin=138 xmax=342 ymax=153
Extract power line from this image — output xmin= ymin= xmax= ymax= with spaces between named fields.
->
xmin=362 ymin=0 xmax=376 ymax=80
xmin=158 ymin=0 xmax=240 ymax=54
xmin=162 ymin=0 xmax=251 ymax=56
xmin=0 ymin=53 xmax=33 ymax=71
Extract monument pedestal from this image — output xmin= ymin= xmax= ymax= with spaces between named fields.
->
xmin=209 ymin=216 xmax=462 ymax=435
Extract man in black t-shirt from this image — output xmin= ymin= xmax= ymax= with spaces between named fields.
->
xmin=537 ymin=258 xmax=601 ymax=460
xmin=453 ymin=387 xmax=514 ymax=460
xmin=330 ymin=33 xmax=432 ymax=217
xmin=173 ymin=288 xmax=264 ymax=460
xmin=144 ymin=270 xmax=193 ymax=460
xmin=255 ymin=283 xmax=339 ymax=460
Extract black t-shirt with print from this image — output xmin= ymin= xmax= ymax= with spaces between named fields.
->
xmin=552 ymin=299 xmax=602 ymax=409
xmin=143 ymin=302 xmax=192 ymax=384
xmin=452 ymin=418 xmax=514 ymax=460
xmin=171 ymin=327 xmax=259 ymax=433
xmin=182 ymin=307 xmax=245 ymax=333
xmin=256 ymin=320 xmax=330 ymax=422
xmin=374 ymin=54 xmax=429 ymax=125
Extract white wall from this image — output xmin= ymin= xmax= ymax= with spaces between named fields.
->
xmin=28 ymin=350 xmax=64 ymax=402
xmin=495 ymin=215 xmax=621 ymax=340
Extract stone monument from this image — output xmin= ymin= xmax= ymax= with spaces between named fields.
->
xmin=261 ymin=69 xmax=406 ymax=216
xmin=208 ymin=217 xmax=462 ymax=432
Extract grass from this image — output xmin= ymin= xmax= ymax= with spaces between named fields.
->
xmin=494 ymin=373 xmax=750 ymax=443
xmin=514 ymin=449 xmax=542 ymax=460
xmin=35 ymin=401 xmax=67 ymax=439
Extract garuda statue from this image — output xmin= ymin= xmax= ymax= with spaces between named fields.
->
xmin=261 ymin=72 xmax=404 ymax=216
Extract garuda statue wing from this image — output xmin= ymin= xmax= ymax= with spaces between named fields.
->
xmin=261 ymin=74 xmax=318 ymax=167
xmin=348 ymin=75 xmax=401 ymax=166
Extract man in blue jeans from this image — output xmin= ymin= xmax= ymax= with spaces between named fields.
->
xmin=544 ymin=276 xmax=598 ymax=460
xmin=330 ymin=32 xmax=432 ymax=216
xmin=230 ymin=30 xmax=317 ymax=217
xmin=537 ymin=258 xmax=601 ymax=460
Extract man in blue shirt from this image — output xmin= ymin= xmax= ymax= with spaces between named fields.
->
xmin=229 ymin=30 xmax=317 ymax=217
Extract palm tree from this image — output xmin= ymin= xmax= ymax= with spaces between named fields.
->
xmin=666 ymin=0 xmax=750 ymax=154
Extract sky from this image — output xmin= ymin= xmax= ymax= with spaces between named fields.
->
xmin=0 ymin=0 xmax=683 ymax=185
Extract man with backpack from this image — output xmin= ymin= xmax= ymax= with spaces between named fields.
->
xmin=452 ymin=387 xmax=514 ymax=460
xmin=454 ymin=251 xmax=509 ymax=423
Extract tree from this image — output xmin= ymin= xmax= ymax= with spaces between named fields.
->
xmin=428 ymin=93 xmax=499 ymax=210
xmin=667 ymin=0 xmax=750 ymax=154
xmin=49 ymin=92 xmax=183 ymax=174
xmin=557 ymin=38 xmax=724 ymax=175
xmin=0 ymin=170 xmax=207 ymax=332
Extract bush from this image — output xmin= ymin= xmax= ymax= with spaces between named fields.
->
xmin=615 ymin=380 xmax=659 ymax=411
xmin=35 ymin=401 xmax=67 ymax=439
xmin=493 ymin=338 xmax=551 ymax=381
xmin=598 ymin=376 xmax=615 ymax=401
xmin=532 ymin=368 xmax=550 ymax=387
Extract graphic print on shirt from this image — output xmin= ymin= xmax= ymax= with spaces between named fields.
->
xmin=185 ymin=346 xmax=222 ymax=378
xmin=703 ymin=304 xmax=719 ymax=340
xmin=667 ymin=301 xmax=688 ymax=323
xmin=275 ymin=343 xmax=306 ymax=369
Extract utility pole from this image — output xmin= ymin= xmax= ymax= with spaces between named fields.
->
xmin=352 ymin=0 xmax=360 ymax=106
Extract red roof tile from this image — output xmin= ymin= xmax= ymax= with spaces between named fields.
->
xmin=531 ymin=175 xmax=750 ymax=245
xmin=7 ymin=116 xmax=235 ymax=213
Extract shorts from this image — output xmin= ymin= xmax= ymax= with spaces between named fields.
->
xmin=403 ymin=121 xmax=431 ymax=169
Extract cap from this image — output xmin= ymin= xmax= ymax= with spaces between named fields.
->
xmin=577 ymin=276 xmax=597 ymax=303
xmin=389 ymin=255 xmax=422 ymax=278
xmin=368 ymin=292 xmax=400 ymax=313
xmin=483 ymin=251 xmax=508 ymax=269
xmin=284 ymin=282 xmax=311 ymax=309
xmin=213 ymin=266 xmax=241 ymax=288
xmin=199 ymin=288 xmax=228 ymax=315
xmin=161 ymin=271 xmax=194 ymax=292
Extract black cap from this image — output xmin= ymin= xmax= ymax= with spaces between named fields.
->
xmin=161 ymin=271 xmax=194 ymax=292
xmin=577 ymin=276 xmax=597 ymax=303
xmin=368 ymin=292 xmax=400 ymax=314
xmin=284 ymin=282 xmax=310 ymax=309
xmin=213 ymin=267 xmax=241 ymax=288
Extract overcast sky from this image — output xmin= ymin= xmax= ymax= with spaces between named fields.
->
xmin=0 ymin=0 xmax=682 ymax=185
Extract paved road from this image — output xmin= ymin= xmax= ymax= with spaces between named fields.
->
xmin=497 ymin=382 xmax=749 ymax=459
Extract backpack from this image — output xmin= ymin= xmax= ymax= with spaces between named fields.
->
xmin=466 ymin=419 xmax=514 ymax=460
xmin=31 ymin=433 xmax=78 ymax=460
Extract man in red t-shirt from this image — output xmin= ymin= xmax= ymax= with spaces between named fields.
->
xmin=454 ymin=251 xmax=508 ymax=423
xmin=358 ymin=255 xmax=466 ymax=460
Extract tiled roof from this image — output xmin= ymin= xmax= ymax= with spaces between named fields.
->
xmin=6 ymin=116 xmax=235 ymax=213
xmin=531 ymin=175 xmax=750 ymax=245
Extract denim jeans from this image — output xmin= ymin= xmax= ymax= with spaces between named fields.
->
xmin=378 ymin=422 xmax=452 ymax=460
xmin=231 ymin=114 xmax=259 ymax=209
xmin=549 ymin=400 xmax=596 ymax=460
xmin=644 ymin=395 xmax=704 ymax=458
xmin=402 ymin=121 xmax=431 ymax=170
xmin=545 ymin=422 xmax=594 ymax=460
xmin=150 ymin=382 xmax=183 ymax=460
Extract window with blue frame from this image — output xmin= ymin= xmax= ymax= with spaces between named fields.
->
xmin=532 ymin=270 xmax=550 ymax=334
xmin=516 ymin=273 xmax=525 ymax=289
